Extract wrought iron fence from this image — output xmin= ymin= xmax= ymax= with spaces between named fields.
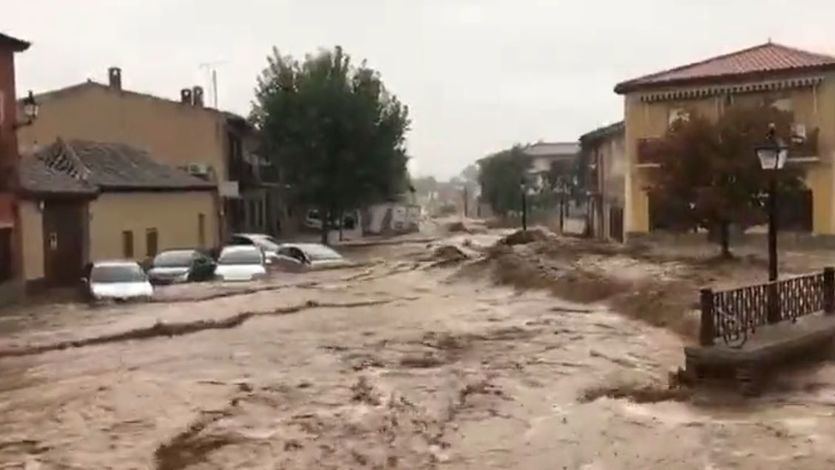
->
xmin=699 ymin=267 xmax=835 ymax=347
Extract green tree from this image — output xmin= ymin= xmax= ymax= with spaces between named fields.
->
xmin=647 ymin=104 xmax=804 ymax=257
xmin=252 ymin=46 xmax=411 ymax=243
xmin=478 ymin=146 xmax=530 ymax=215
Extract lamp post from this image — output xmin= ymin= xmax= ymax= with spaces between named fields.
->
xmin=14 ymin=90 xmax=39 ymax=130
xmin=520 ymin=179 xmax=527 ymax=232
xmin=553 ymin=182 xmax=568 ymax=233
xmin=755 ymin=123 xmax=788 ymax=323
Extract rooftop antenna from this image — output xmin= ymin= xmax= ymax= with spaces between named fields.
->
xmin=199 ymin=60 xmax=227 ymax=108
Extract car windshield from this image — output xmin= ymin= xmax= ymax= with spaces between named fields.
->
xmin=91 ymin=264 xmax=147 ymax=283
xmin=153 ymin=251 xmax=194 ymax=267
xmin=219 ymin=248 xmax=263 ymax=265
xmin=298 ymin=244 xmax=344 ymax=261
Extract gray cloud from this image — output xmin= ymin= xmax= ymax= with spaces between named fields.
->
xmin=7 ymin=0 xmax=835 ymax=178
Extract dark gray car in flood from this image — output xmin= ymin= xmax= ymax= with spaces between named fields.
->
xmin=146 ymin=249 xmax=216 ymax=285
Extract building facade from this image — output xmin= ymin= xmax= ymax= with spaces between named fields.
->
xmin=16 ymin=68 xmax=251 ymax=241
xmin=223 ymin=113 xmax=282 ymax=236
xmin=522 ymin=142 xmax=580 ymax=191
xmin=0 ymin=33 xmax=30 ymax=301
xmin=580 ymin=121 xmax=625 ymax=241
xmin=616 ymin=42 xmax=835 ymax=240
xmin=18 ymin=139 xmax=216 ymax=287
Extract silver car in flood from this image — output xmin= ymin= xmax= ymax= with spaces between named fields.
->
xmin=273 ymin=243 xmax=351 ymax=272
xmin=214 ymin=245 xmax=268 ymax=282
xmin=83 ymin=260 xmax=154 ymax=302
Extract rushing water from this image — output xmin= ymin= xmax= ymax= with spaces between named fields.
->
xmin=1 ymin=239 xmax=835 ymax=469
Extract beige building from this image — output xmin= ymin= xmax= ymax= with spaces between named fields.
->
xmin=615 ymin=42 xmax=835 ymax=239
xmin=580 ymin=121 xmax=625 ymax=241
xmin=15 ymin=67 xmax=275 ymax=240
xmin=18 ymin=139 xmax=216 ymax=286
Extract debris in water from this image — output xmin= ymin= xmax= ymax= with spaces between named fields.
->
xmin=501 ymin=228 xmax=549 ymax=246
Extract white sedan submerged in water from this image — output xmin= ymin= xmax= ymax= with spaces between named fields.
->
xmin=214 ymin=245 xmax=268 ymax=282
xmin=83 ymin=260 xmax=154 ymax=302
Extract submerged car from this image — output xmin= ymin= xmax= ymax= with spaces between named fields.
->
xmin=147 ymin=249 xmax=216 ymax=285
xmin=230 ymin=233 xmax=281 ymax=265
xmin=83 ymin=260 xmax=153 ymax=302
xmin=274 ymin=243 xmax=351 ymax=272
xmin=214 ymin=245 xmax=268 ymax=282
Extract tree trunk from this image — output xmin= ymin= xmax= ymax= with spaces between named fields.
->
xmin=719 ymin=221 xmax=732 ymax=259
xmin=320 ymin=207 xmax=330 ymax=245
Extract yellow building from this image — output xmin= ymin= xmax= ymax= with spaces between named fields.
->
xmin=615 ymin=42 xmax=835 ymax=240
xmin=18 ymin=139 xmax=216 ymax=286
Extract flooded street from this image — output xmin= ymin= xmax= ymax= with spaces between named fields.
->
xmin=3 ymin=234 xmax=835 ymax=469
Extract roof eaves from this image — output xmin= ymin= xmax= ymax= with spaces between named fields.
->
xmin=99 ymin=184 xmax=216 ymax=193
xmin=615 ymin=63 xmax=835 ymax=94
xmin=580 ymin=121 xmax=625 ymax=143
xmin=0 ymin=32 xmax=30 ymax=52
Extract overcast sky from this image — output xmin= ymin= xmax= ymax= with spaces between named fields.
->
xmin=7 ymin=0 xmax=835 ymax=179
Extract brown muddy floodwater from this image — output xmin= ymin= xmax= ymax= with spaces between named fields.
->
xmin=2 ymin=236 xmax=835 ymax=469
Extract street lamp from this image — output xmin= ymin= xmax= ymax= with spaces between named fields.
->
xmin=755 ymin=123 xmax=788 ymax=324
xmin=552 ymin=181 xmax=569 ymax=233
xmin=14 ymin=90 xmax=39 ymax=130
xmin=755 ymin=123 xmax=788 ymax=282
xmin=519 ymin=178 xmax=527 ymax=232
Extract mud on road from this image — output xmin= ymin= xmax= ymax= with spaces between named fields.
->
xmin=2 ymin=232 xmax=835 ymax=468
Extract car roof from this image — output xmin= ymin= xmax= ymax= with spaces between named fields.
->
xmin=93 ymin=260 xmax=141 ymax=267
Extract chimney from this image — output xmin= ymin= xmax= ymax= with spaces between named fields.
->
xmin=108 ymin=67 xmax=122 ymax=90
xmin=192 ymin=86 xmax=204 ymax=107
xmin=180 ymin=88 xmax=193 ymax=105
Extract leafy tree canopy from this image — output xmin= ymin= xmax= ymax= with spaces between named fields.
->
xmin=251 ymin=46 xmax=411 ymax=242
xmin=478 ymin=146 xmax=530 ymax=215
xmin=647 ymin=104 xmax=805 ymax=256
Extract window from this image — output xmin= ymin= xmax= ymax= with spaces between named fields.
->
xmin=146 ymin=228 xmax=158 ymax=257
xmin=198 ymin=213 xmax=206 ymax=248
xmin=668 ymin=107 xmax=690 ymax=127
xmin=122 ymin=230 xmax=134 ymax=258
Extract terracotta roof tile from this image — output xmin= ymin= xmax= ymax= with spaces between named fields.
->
xmin=615 ymin=43 xmax=835 ymax=93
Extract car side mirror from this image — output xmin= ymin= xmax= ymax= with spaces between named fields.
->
xmin=80 ymin=277 xmax=89 ymax=285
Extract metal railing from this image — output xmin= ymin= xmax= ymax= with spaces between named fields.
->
xmin=699 ymin=267 xmax=835 ymax=346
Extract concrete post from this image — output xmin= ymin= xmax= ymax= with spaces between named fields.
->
xmin=699 ymin=288 xmax=715 ymax=346
xmin=824 ymin=267 xmax=835 ymax=314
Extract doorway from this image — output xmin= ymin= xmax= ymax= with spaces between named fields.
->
xmin=42 ymin=201 xmax=87 ymax=286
